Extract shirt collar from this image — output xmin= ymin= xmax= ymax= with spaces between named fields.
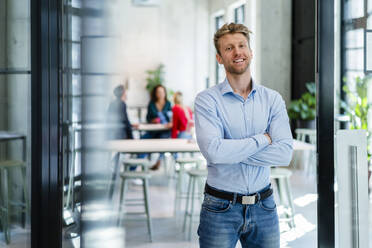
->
xmin=220 ymin=77 xmax=258 ymax=96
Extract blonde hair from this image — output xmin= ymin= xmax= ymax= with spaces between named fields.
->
xmin=214 ymin=23 xmax=252 ymax=55
xmin=173 ymin=91 xmax=183 ymax=105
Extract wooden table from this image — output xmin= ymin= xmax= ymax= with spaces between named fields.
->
xmin=108 ymin=138 xmax=199 ymax=153
xmin=107 ymin=139 xmax=313 ymax=154
xmin=135 ymin=124 xmax=171 ymax=132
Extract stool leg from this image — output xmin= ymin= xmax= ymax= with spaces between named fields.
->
xmin=174 ymin=164 xmax=184 ymax=216
xmin=188 ymin=176 xmax=196 ymax=241
xmin=143 ymin=178 xmax=153 ymax=242
xmin=21 ymin=166 xmax=29 ymax=228
xmin=284 ymin=178 xmax=295 ymax=228
xmin=183 ymin=174 xmax=193 ymax=232
xmin=117 ymin=178 xmax=127 ymax=226
xmin=0 ymin=168 xmax=10 ymax=244
xmin=5 ymin=168 xmax=11 ymax=244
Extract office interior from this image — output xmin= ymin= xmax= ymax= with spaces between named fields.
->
xmin=0 ymin=0 xmax=371 ymax=247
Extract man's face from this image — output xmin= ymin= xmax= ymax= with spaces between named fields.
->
xmin=216 ymin=33 xmax=252 ymax=75
xmin=121 ymin=90 xmax=127 ymax=102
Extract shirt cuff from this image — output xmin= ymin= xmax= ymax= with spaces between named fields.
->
xmin=251 ymin=134 xmax=270 ymax=148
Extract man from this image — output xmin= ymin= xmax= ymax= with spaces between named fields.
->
xmin=107 ymin=85 xmax=134 ymax=140
xmin=194 ymin=23 xmax=293 ymax=248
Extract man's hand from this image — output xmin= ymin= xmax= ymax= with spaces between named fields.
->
xmin=264 ymin=133 xmax=272 ymax=144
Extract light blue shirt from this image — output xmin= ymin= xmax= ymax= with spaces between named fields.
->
xmin=194 ymin=78 xmax=293 ymax=194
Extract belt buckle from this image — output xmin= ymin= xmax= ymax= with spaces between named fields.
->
xmin=242 ymin=195 xmax=256 ymax=205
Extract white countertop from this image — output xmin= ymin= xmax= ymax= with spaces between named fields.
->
xmin=107 ymin=138 xmax=314 ymax=153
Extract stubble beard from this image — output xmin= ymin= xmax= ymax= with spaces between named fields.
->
xmin=225 ymin=60 xmax=250 ymax=75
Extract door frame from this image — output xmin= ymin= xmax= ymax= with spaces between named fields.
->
xmin=31 ymin=0 xmax=62 ymax=247
xmin=317 ymin=0 xmax=335 ymax=247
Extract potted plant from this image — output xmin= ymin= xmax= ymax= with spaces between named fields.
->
xmin=145 ymin=64 xmax=174 ymax=99
xmin=288 ymin=82 xmax=316 ymax=129
xmin=145 ymin=64 xmax=165 ymax=93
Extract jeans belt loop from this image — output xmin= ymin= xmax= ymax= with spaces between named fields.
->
xmin=232 ymin=192 xmax=237 ymax=205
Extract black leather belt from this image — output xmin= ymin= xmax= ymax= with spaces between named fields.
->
xmin=205 ymin=184 xmax=273 ymax=205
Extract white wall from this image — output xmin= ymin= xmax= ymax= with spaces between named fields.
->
xmin=208 ymin=0 xmax=292 ymax=104
xmin=112 ymin=0 xmax=209 ymax=109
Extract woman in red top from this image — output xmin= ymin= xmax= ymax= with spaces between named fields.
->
xmin=171 ymin=92 xmax=194 ymax=139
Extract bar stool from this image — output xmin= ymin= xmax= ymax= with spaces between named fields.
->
xmin=270 ymin=167 xmax=295 ymax=228
xmin=183 ymin=169 xmax=207 ymax=240
xmin=0 ymin=160 xmax=29 ymax=244
xmin=122 ymin=158 xmax=151 ymax=172
xmin=294 ymin=128 xmax=316 ymax=176
xmin=174 ymin=157 xmax=201 ymax=216
xmin=117 ymin=171 xmax=153 ymax=242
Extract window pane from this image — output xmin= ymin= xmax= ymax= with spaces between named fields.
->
xmin=234 ymin=5 xmax=245 ymax=24
xmin=71 ymin=15 xmax=81 ymax=42
xmin=345 ymin=29 xmax=364 ymax=48
xmin=345 ymin=48 xmax=364 ymax=70
xmin=344 ymin=0 xmax=364 ymax=20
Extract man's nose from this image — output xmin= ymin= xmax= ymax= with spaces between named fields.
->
xmin=233 ymin=47 xmax=242 ymax=56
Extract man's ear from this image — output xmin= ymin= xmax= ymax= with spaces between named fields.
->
xmin=216 ymin=53 xmax=223 ymax=64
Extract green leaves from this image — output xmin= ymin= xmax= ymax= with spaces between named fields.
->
xmin=340 ymin=76 xmax=372 ymax=160
xmin=146 ymin=64 xmax=165 ymax=93
xmin=288 ymin=82 xmax=316 ymax=121
xmin=341 ymin=76 xmax=371 ymax=131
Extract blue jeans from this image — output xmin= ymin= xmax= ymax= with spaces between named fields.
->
xmin=198 ymin=184 xmax=279 ymax=248
xmin=137 ymin=130 xmax=171 ymax=161
xmin=177 ymin=131 xmax=192 ymax=139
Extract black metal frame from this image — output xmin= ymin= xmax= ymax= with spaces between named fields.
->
xmin=365 ymin=30 xmax=372 ymax=74
xmin=31 ymin=0 xmax=62 ymax=247
xmin=316 ymin=0 xmax=335 ymax=247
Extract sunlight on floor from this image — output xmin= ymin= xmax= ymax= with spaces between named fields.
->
xmin=293 ymin=193 xmax=318 ymax=207
xmin=280 ymin=214 xmax=316 ymax=248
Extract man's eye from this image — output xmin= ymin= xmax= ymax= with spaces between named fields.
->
xmin=226 ymin=47 xmax=232 ymax=51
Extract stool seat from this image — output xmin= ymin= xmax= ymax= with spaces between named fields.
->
xmin=271 ymin=168 xmax=292 ymax=178
xmin=187 ymin=169 xmax=207 ymax=177
xmin=123 ymin=158 xmax=149 ymax=166
xmin=176 ymin=157 xmax=203 ymax=164
xmin=120 ymin=171 xmax=152 ymax=179
xmin=0 ymin=160 xmax=25 ymax=168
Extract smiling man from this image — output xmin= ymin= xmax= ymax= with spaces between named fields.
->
xmin=194 ymin=23 xmax=293 ymax=248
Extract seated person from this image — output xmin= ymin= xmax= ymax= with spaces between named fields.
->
xmin=171 ymin=91 xmax=194 ymax=139
xmin=141 ymin=84 xmax=172 ymax=170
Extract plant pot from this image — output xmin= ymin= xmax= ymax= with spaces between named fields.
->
xmin=296 ymin=119 xmax=316 ymax=129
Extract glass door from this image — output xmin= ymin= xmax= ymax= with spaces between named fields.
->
xmin=334 ymin=0 xmax=372 ymax=247
xmin=0 ymin=0 xmax=31 ymax=246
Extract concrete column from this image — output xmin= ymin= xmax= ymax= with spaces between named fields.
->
xmin=258 ymin=0 xmax=292 ymax=104
xmin=6 ymin=0 xmax=31 ymax=161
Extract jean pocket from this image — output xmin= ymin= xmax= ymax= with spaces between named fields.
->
xmin=259 ymin=195 xmax=276 ymax=211
xmin=202 ymin=193 xmax=232 ymax=213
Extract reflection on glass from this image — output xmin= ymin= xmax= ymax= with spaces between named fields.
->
xmin=337 ymin=0 xmax=372 ymax=247
xmin=0 ymin=74 xmax=31 ymax=246
xmin=0 ymin=0 xmax=31 ymax=246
